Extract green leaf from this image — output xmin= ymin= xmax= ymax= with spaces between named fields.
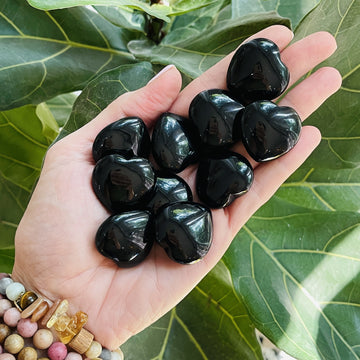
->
xmin=0 ymin=249 xmax=15 ymax=273
xmin=168 ymin=0 xmax=219 ymax=16
xmin=225 ymin=202 xmax=360 ymax=360
xmin=57 ymin=62 xmax=155 ymax=140
xmin=46 ymin=93 xmax=78 ymax=127
xmin=231 ymin=0 xmax=320 ymax=28
xmin=95 ymin=6 xmax=147 ymax=33
xmin=27 ymin=0 xmax=172 ymax=22
xmin=225 ymin=0 xmax=360 ymax=359
xmin=36 ymin=103 xmax=60 ymax=141
xmin=122 ymin=261 xmax=263 ymax=360
xmin=0 ymin=0 xmax=138 ymax=110
xmin=0 ymin=105 xmax=56 ymax=271
xmin=162 ymin=1 xmax=230 ymax=45
xmin=128 ymin=12 xmax=290 ymax=79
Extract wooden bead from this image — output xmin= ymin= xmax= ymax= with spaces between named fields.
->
xmin=0 ymin=324 xmax=11 ymax=343
xmin=21 ymin=297 xmax=44 ymax=318
xmin=18 ymin=347 xmax=37 ymax=360
xmin=85 ymin=341 xmax=102 ymax=359
xmin=31 ymin=301 xmax=49 ymax=322
xmin=4 ymin=334 xmax=24 ymax=354
xmin=41 ymin=299 xmax=61 ymax=327
xmin=33 ymin=329 xmax=54 ymax=350
xmin=68 ymin=328 xmax=94 ymax=354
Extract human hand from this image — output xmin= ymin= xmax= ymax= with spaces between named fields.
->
xmin=12 ymin=25 xmax=342 ymax=350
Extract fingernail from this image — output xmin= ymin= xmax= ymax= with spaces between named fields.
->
xmin=148 ymin=64 xmax=176 ymax=84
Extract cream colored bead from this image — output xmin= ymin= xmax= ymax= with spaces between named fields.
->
xmin=85 ymin=340 xmax=102 ymax=359
xmin=4 ymin=334 xmax=24 ymax=354
xmin=18 ymin=346 xmax=37 ymax=360
xmin=110 ymin=348 xmax=124 ymax=360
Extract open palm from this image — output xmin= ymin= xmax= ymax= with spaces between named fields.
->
xmin=12 ymin=25 xmax=342 ymax=350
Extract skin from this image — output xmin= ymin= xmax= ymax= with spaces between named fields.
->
xmin=12 ymin=25 xmax=342 ymax=349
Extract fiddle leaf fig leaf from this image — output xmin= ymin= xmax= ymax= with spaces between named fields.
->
xmin=27 ymin=0 xmax=172 ymax=22
xmin=122 ymin=261 xmax=263 ymax=360
xmin=58 ymin=62 xmax=155 ymax=140
xmin=0 ymin=0 xmax=138 ymax=111
xmin=0 ymin=105 xmax=56 ymax=272
xmin=231 ymin=0 xmax=320 ymax=28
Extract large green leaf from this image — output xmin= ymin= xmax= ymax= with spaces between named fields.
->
xmin=128 ymin=12 xmax=290 ymax=79
xmin=0 ymin=0 xmax=138 ymax=111
xmin=27 ymin=0 xmax=219 ymax=21
xmin=161 ymin=0 xmax=230 ymax=45
xmin=231 ymin=0 xmax=320 ymax=28
xmin=0 ymin=105 xmax=57 ymax=272
xmin=225 ymin=203 xmax=360 ymax=360
xmin=27 ymin=0 xmax=171 ymax=22
xmin=225 ymin=0 xmax=360 ymax=359
xmin=95 ymin=6 xmax=147 ymax=33
xmin=57 ymin=62 xmax=155 ymax=140
xmin=122 ymin=261 xmax=263 ymax=360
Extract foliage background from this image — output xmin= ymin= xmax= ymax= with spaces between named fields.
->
xmin=0 ymin=0 xmax=359 ymax=359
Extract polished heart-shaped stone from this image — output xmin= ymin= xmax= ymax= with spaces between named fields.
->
xmin=151 ymin=112 xmax=199 ymax=173
xmin=241 ymin=100 xmax=302 ymax=162
xmin=92 ymin=116 xmax=150 ymax=162
xmin=227 ymin=38 xmax=289 ymax=105
xmin=196 ymin=151 xmax=253 ymax=209
xmin=92 ymin=154 xmax=155 ymax=212
xmin=96 ymin=211 xmax=154 ymax=268
xmin=189 ymin=89 xmax=245 ymax=151
xmin=146 ymin=172 xmax=193 ymax=214
xmin=155 ymin=202 xmax=212 ymax=264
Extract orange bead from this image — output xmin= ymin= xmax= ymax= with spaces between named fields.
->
xmin=31 ymin=301 xmax=49 ymax=322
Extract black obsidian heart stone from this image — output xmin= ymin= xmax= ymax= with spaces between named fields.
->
xmin=155 ymin=202 xmax=212 ymax=264
xmin=92 ymin=154 xmax=155 ymax=212
xmin=241 ymin=100 xmax=302 ymax=162
xmin=92 ymin=116 xmax=150 ymax=162
xmin=196 ymin=151 xmax=253 ymax=208
xmin=227 ymin=38 xmax=289 ymax=105
xmin=151 ymin=112 xmax=200 ymax=173
xmin=147 ymin=172 xmax=193 ymax=214
xmin=96 ymin=211 xmax=154 ymax=268
xmin=189 ymin=89 xmax=245 ymax=151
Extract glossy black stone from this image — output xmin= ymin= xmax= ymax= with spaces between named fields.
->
xmin=96 ymin=211 xmax=154 ymax=268
xmin=241 ymin=100 xmax=302 ymax=162
xmin=92 ymin=154 xmax=155 ymax=212
xmin=92 ymin=116 xmax=150 ymax=162
xmin=196 ymin=151 xmax=253 ymax=208
xmin=189 ymin=89 xmax=245 ymax=151
xmin=155 ymin=202 xmax=212 ymax=264
xmin=227 ymin=38 xmax=289 ymax=105
xmin=147 ymin=172 xmax=193 ymax=214
xmin=151 ymin=112 xmax=200 ymax=173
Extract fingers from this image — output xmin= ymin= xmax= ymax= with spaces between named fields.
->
xmin=282 ymin=31 xmax=338 ymax=88
xmin=70 ymin=65 xmax=182 ymax=142
xmin=227 ymin=125 xmax=322 ymax=237
xmin=170 ymin=25 xmax=294 ymax=115
xmin=280 ymin=66 xmax=342 ymax=120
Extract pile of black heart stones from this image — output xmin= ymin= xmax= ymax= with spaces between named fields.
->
xmin=91 ymin=38 xmax=302 ymax=268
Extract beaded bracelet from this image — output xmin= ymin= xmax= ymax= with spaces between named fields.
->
xmin=0 ymin=274 xmax=124 ymax=360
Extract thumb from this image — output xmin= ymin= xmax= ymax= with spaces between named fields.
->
xmin=70 ymin=64 xmax=182 ymax=142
